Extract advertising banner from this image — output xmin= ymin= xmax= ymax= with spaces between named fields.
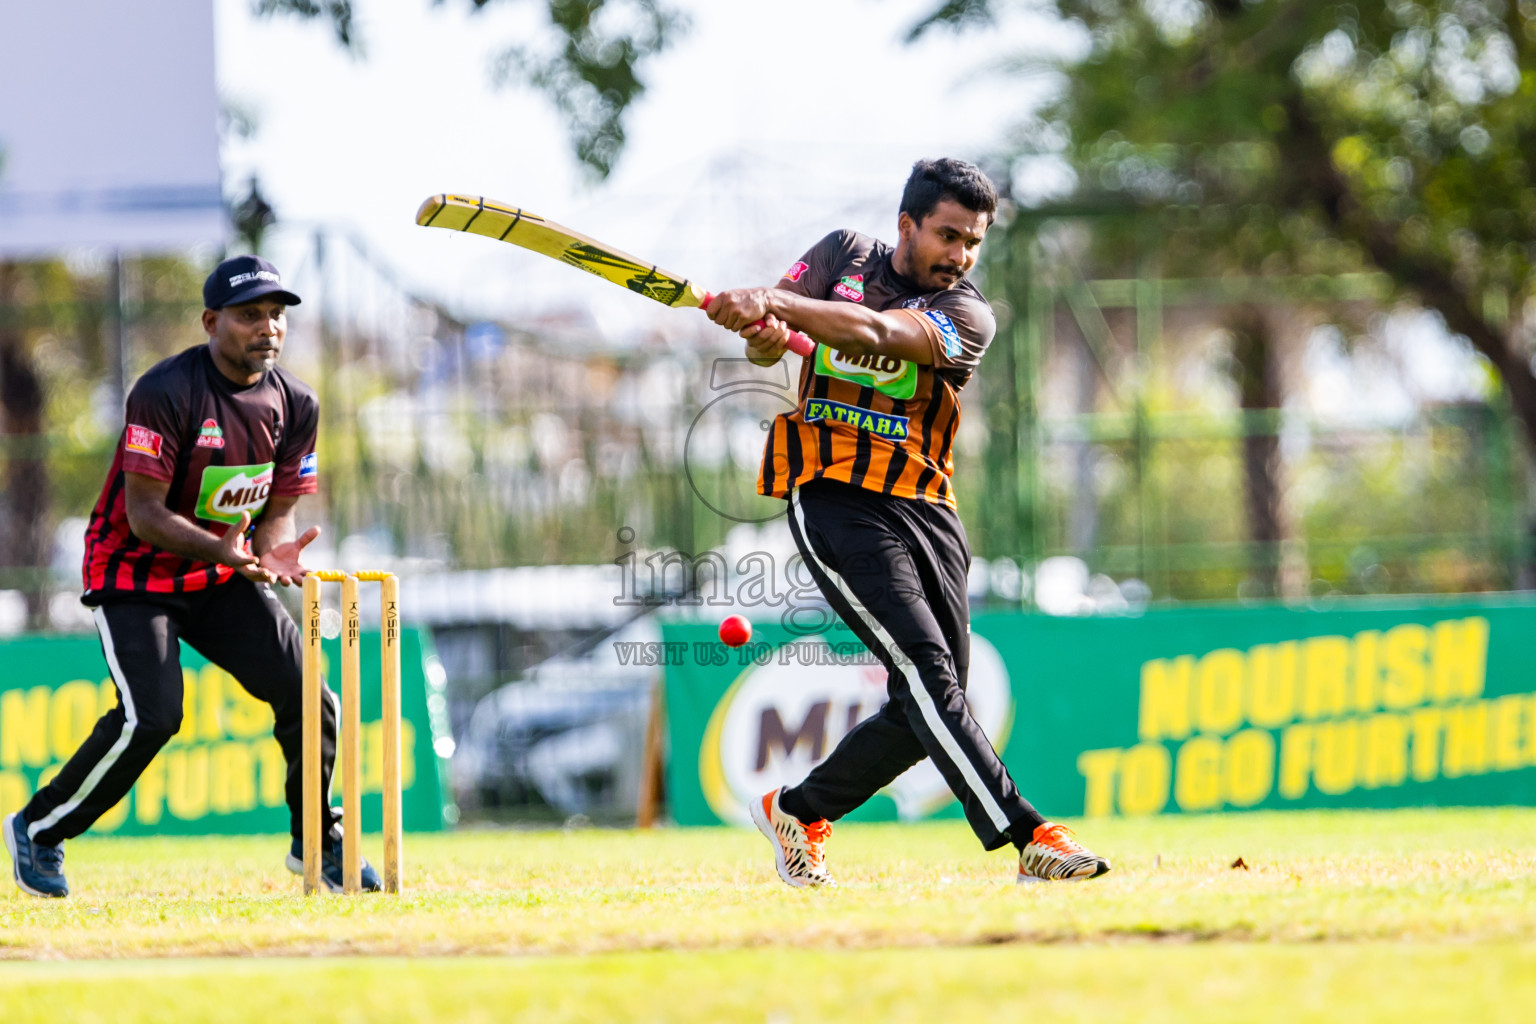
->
xmin=663 ymin=598 xmax=1536 ymax=825
xmin=0 ymin=628 xmax=455 ymax=835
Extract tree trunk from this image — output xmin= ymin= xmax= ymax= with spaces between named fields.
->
xmin=1228 ymin=305 xmax=1287 ymax=597
xmin=0 ymin=262 xmax=50 ymax=628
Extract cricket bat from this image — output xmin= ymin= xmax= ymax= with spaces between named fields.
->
xmin=415 ymin=193 xmax=815 ymax=356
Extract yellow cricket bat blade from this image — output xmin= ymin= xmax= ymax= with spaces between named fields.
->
xmin=415 ymin=194 xmax=709 ymax=310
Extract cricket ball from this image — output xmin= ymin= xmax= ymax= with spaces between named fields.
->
xmin=718 ymin=614 xmax=752 ymax=648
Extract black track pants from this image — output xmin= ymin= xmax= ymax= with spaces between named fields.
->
xmin=21 ymin=578 xmax=340 ymax=846
xmin=780 ymin=479 xmax=1044 ymax=851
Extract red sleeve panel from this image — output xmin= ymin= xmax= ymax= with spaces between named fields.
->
xmin=120 ymin=372 xmax=186 ymax=481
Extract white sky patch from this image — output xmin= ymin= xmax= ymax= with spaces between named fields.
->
xmin=1295 ymin=312 xmax=1492 ymax=426
xmin=215 ymin=0 xmax=1065 ymax=330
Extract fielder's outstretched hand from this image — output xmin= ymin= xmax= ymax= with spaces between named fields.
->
xmin=222 ymin=511 xmax=275 ymax=584
xmin=259 ymin=525 xmax=322 ymax=587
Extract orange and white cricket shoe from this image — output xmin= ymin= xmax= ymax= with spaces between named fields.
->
xmin=750 ymin=788 xmax=833 ymax=888
xmin=1017 ymin=822 xmax=1111 ymax=883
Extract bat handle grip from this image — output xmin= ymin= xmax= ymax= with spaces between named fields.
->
xmin=701 ymin=292 xmax=815 ymax=357
xmin=783 ymin=332 xmax=816 ymax=357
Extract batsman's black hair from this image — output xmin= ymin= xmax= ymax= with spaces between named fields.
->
xmin=899 ymin=158 xmax=998 ymax=226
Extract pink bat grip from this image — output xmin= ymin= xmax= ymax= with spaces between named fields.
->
xmin=701 ymin=292 xmax=815 ymax=357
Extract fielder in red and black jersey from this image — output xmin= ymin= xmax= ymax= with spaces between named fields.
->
xmin=709 ymin=159 xmax=1111 ymax=887
xmin=82 ymin=339 xmax=319 ymax=597
xmin=3 ymin=256 xmax=374 ymax=898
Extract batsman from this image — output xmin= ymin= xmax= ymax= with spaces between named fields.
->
xmin=708 ymin=158 xmax=1111 ymax=887
xmin=2 ymin=256 xmax=380 ymax=897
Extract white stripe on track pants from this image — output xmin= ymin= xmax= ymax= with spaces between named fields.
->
xmin=780 ymin=479 xmax=1044 ymax=851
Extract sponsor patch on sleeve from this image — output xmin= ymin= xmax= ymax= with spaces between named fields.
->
xmin=832 ymin=275 xmax=865 ymax=303
xmin=783 ymin=261 xmax=809 ymax=283
xmin=299 ymin=452 xmax=319 ymax=478
xmin=923 ymin=309 xmax=963 ymax=358
xmin=125 ymin=424 xmax=164 ymax=459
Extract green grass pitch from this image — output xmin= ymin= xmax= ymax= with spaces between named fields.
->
xmin=0 ymin=808 xmax=1532 ymax=1022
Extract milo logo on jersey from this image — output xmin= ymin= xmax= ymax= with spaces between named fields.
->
xmin=196 ymin=463 xmax=275 ymax=526
xmin=813 ymin=346 xmax=918 ymax=399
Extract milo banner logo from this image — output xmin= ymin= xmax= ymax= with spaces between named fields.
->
xmin=667 ymin=623 xmax=1012 ymax=826
xmin=662 ymin=599 xmax=1536 ymax=824
xmin=197 ymin=462 xmax=274 ymax=525
xmin=0 ymin=630 xmax=455 ymax=834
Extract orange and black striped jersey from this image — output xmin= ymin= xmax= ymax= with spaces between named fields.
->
xmin=758 ymin=230 xmax=996 ymax=510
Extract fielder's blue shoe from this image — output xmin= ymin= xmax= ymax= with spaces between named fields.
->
xmin=3 ymin=812 xmax=68 ymax=898
xmin=285 ymin=836 xmax=382 ymax=893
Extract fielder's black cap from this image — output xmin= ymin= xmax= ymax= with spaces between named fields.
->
xmin=203 ymin=255 xmax=302 ymax=310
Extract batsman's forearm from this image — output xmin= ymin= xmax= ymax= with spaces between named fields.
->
xmin=764 ymin=291 xmax=885 ymax=351
xmin=127 ymin=507 xmax=240 ymax=566
xmin=764 ymin=290 xmax=930 ymax=362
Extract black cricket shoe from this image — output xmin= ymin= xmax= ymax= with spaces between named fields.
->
xmin=4 ymin=812 xmax=68 ymax=897
xmin=285 ymin=836 xmax=382 ymax=893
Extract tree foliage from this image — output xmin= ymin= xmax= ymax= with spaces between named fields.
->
xmin=915 ymin=0 xmax=1536 ymax=452
xmin=255 ymin=0 xmax=688 ymax=178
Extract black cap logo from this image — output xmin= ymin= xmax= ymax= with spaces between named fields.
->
xmin=203 ymin=255 xmax=302 ymax=310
